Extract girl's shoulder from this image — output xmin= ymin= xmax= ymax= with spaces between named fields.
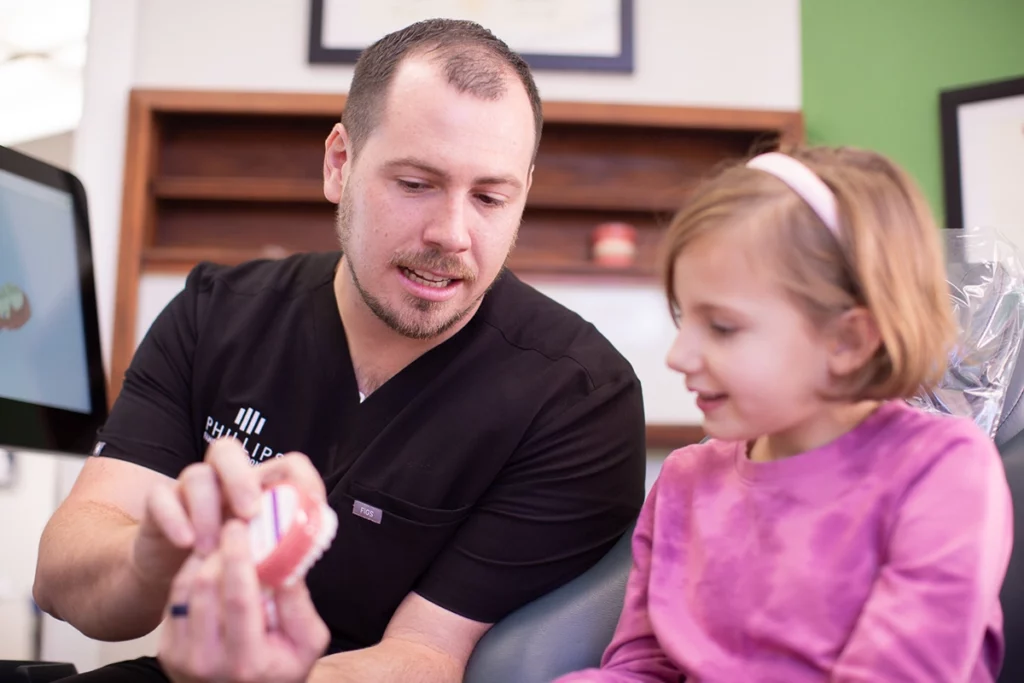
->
xmin=860 ymin=401 xmax=1002 ymax=489
xmin=884 ymin=401 xmax=997 ymax=458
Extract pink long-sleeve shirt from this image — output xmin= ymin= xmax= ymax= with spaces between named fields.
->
xmin=556 ymin=401 xmax=1013 ymax=682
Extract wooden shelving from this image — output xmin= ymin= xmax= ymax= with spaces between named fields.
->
xmin=112 ymin=89 xmax=802 ymax=447
xmin=140 ymin=245 xmax=661 ymax=281
xmin=141 ymin=246 xmax=294 ymax=272
xmin=647 ymin=425 xmax=706 ymax=451
xmin=152 ymin=177 xmax=683 ymax=213
xmin=152 ymin=177 xmax=326 ymax=202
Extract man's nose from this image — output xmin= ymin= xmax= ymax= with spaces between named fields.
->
xmin=423 ymin=196 xmax=471 ymax=253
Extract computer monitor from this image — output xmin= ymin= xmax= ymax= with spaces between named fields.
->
xmin=0 ymin=144 xmax=108 ymax=455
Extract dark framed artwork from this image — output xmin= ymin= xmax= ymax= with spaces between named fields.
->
xmin=940 ymin=75 xmax=1024 ymax=232
xmin=308 ymin=0 xmax=634 ymax=73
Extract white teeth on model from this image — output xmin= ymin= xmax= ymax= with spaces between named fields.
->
xmin=282 ymin=504 xmax=339 ymax=587
xmin=402 ymin=267 xmax=452 ymax=288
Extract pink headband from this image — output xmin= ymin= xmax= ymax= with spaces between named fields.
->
xmin=746 ymin=152 xmax=839 ymax=236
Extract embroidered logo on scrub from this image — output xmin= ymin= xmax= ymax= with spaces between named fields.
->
xmin=204 ymin=406 xmax=284 ymax=466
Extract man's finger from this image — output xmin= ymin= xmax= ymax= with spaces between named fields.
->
xmin=162 ymin=554 xmax=205 ymax=658
xmin=275 ymin=578 xmax=331 ymax=660
xmin=146 ymin=482 xmax=194 ymax=548
xmin=221 ymin=519 xmax=264 ymax=669
xmin=179 ymin=463 xmax=222 ymax=555
xmin=206 ymin=437 xmax=261 ymax=519
xmin=187 ymin=553 xmax=225 ymax=679
xmin=258 ymin=452 xmax=327 ymax=502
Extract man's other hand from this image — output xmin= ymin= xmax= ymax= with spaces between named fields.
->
xmin=132 ymin=438 xmax=327 ymax=588
xmin=159 ymin=519 xmax=330 ymax=683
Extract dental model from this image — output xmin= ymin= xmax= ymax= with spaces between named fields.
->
xmin=249 ymin=483 xmax=338 ymax=589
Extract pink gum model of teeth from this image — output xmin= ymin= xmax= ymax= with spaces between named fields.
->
xmin=248 ymin=483 xmax=338 ymax=589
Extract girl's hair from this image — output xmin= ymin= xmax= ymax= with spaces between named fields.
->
xmin=661 ymin=145 xmax=956 ymax=401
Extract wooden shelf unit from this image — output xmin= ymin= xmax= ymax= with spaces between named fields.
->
xmin=113 ymin=89 xmax=802 ymax=448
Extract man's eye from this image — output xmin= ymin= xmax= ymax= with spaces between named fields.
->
xmin=397 ymin=179 xmax=428 ymax=192
xmin=476 ymin=194 xmax=506 ymax=208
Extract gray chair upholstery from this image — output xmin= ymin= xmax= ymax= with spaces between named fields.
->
xmin=996 ymin=343 xmax=1024 ymax=448
xmin=986 ymin=285 xmax=1024 ymax=680
xmin=996 ymin=342 xmax=1024 ymax=683
xmin=998 ymin=432 xmax=1024 ymax=683
xmin=464 ymin=524 xmax=636 ymax=683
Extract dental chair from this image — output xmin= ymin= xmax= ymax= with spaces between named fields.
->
xmin=994 ymin=352 xmax=1024 ymax=683
xmin=464 ymin=524 xmax=636 ymax=682
xmin=929 ymin=230 xmax=1024 ymax=683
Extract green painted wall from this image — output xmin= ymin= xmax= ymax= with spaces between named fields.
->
xmin=801 ymin=0 xmax=1024 ymax=226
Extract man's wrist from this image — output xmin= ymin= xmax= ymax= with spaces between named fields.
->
xmin=306 ymin=656 xmax=343 ymax=683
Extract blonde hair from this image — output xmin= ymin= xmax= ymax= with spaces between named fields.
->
xmin=662 ymin=145 xmax=956 ymax=400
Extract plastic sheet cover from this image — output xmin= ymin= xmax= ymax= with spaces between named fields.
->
xmin=910 ymin=227 xmax=1024 ymax=437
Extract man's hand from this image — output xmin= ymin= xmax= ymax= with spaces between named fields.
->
xmin=159 ymin=519 xmax=330 ymax=683
xmin=132 ymin=438 xmax=327 ymax=588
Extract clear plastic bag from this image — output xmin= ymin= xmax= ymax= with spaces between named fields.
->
xmin=909 ymin=227 xmax=1024 ymax=437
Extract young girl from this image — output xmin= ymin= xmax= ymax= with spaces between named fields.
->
xmin=556 ymin=147 xmax=1013 ymax=682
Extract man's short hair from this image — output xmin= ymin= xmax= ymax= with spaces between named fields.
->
xmin=342 ymin=18 xmax=544 ymax=160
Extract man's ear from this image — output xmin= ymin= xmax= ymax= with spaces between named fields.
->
xmin=826 ymin=306 xmax=883 ymax=378
xmin=323 ymin=123 xmax=352 ymax=204
xmin=525 ymin=164 xmax=534 ymax=194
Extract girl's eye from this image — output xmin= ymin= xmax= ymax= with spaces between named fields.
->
xmin=710 ymin=323 xmax=736 ymax=336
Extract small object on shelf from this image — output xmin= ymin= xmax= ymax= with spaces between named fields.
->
xmin=591 ymin=222 xmax=638 ymax=267
xmin=249 ymin=483 xmax=338 ymax=589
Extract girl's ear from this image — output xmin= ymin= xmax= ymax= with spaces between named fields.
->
xmin=826 ymin=306 xmax=883 ymax=377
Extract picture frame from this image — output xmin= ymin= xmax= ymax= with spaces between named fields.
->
xmin=940 ymin=75 xmax=1024 ymax=232
xmin=308 ymin=0 xmax=634 ymax=73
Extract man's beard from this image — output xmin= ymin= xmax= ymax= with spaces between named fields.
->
xmin=335 ymin=191 xmax=514 ymax=340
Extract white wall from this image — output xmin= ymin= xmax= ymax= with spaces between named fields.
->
xmin=0 ymin=451 xmax=59 ymax=661
xmin=29 ymin=0 xmax=800 ymax=670
xmin=72 ymin=0 xmax=139 ymax=378
xmin=25 ymin=1 xmax=161 ymax=671
xmin=131 ymin=1 xmax=799 ymax=108
xmin=10 ymin=132 xmax=75 ymax=171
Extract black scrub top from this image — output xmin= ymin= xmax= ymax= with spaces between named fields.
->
xmin=95 ymin=252 xmax=646 ymax=653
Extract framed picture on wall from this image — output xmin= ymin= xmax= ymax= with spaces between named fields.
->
xmin=307 ymin=0 xmax=634 ymax=73
xmin=940 ymin=75 xmax=1024 ymax=233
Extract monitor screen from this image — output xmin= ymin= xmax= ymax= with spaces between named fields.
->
xmin=0 ymin=144 xmax=107 ymax=455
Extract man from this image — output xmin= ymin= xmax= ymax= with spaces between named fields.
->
xmin=33 ymin=18 xmax=646 ymax=683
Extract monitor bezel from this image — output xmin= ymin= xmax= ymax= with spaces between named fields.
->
xmin=0 ymin=144 xmax=109 ymax=456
